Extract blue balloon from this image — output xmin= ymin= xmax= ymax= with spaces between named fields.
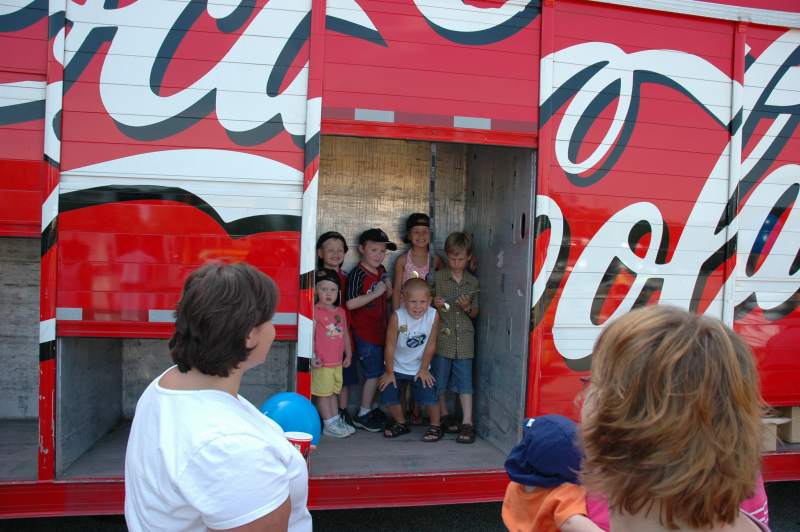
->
xmin=260 ymin=392 xmax=321 ymax=445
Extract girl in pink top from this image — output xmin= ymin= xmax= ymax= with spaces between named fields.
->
xmin=316 ymin=231 xmax=356 ymax=424
xmin=392 ymin=212 xmax=443 ymax=309
xmin=312 ymin=269 xmax=354 ymax=439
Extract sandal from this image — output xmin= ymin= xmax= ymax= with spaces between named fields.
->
xmin=456 ymin=423 xmax=475 ymax=444
xmin=441 ymin=415 xmax=460 ymax=434
xmin=383 ymin=421 xmax=411 ymax=438
xmin=422 ymin=425 xmax=443 ymax=442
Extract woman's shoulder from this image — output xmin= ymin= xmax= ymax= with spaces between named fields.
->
xmin=740 ymin=510 xmax=770 ymax=532
xmin=194 ymin=401 xmax=291 ymax=456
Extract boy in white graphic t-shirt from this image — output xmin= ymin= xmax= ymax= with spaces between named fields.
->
xmin=378 ymin=278 xmax=442 ymax=442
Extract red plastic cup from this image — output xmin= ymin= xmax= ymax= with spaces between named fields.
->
xmin=284 ymin=431 xmax=313 ymax=461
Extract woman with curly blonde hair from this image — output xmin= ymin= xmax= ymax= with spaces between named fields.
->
xmin=581 ymin=305 xmax=767 ymax=531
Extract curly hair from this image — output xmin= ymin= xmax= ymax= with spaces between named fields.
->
xmin=580 ymin=305 xmax=764 ymax=530
xmin=169 ymin=262 xmax=278 ymax=377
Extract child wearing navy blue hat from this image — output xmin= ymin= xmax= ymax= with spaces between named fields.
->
xmin=502 ymin=415 xmax=602 ymax=532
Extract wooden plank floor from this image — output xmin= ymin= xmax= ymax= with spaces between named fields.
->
xmin=310 ymin=424 xmax=506 ymax=477
xmin=0 ymin=419 xmax=38 ymax=480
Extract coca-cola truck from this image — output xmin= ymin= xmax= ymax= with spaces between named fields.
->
xmin=0 ymin=0 xmax=798 ymax=517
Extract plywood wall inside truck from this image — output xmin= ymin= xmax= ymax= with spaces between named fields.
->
xmin=318 ymin=136 xmax=467 ymax=272
xmin=317 ymin=136 xmax=532 ymax=454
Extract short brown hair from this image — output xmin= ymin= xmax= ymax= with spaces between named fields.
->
xmin=444 ymin=232 xmax=472 ymax=255
xmin=402 ymin=277 xmax=432 ymax=297
xmin=581 ymin=306 xmax=764 ymax=529
xmin=169 ymin=262 xmax=278 ymax=377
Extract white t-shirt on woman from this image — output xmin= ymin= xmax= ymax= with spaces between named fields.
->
xmin=125 ymin=367 xmax=312 ymax=532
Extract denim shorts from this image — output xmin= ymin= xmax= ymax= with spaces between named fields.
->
xmin=380 ymin=372 xmax=438 ymax=406
xmin=341 ymin=359 xmax=359 ymax=386
xmin=353 ymin=335 xmax=385 ymax=379
xmin=432 ymin=355 xmax=473 ymax=395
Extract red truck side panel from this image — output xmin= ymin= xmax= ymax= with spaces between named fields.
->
xmin=322 ymin=0 xmax=540 ymax=144
xmin=0 ymin=0 xmax=798 ymax=517
xmin=531 ymin=0 xmax=800 ymax=416
xmin=0 ymin=3 xmax=47 ymax=236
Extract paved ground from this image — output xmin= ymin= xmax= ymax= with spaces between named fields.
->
xmin=1 ymin=482 xmax=798 ymax=531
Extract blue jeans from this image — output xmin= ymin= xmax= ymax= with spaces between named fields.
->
xmin=342 ymin=359 xmax=359 ymax=386
xmin=380 ymin=372 xmax=438 ymax=406
xmin=353 ymin=335 xmax=385 ymax=379
xmin=432 ymin=355 xmax=473 ymax=395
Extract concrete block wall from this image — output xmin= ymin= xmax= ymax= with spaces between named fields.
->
xmin=122 ymin=340 xmax=295 ymax=418
xmin=56 ymin=337 xmax=123 ymax=475
xmin=0 ymin=238 xmax=39 ymax=419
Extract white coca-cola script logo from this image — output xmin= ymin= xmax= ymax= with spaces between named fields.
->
xmin=537 ymin=31 xmax=800 ymax=363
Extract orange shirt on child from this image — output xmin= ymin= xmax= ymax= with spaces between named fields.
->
xmin=501 ymin=481 xmax=588 ymax=532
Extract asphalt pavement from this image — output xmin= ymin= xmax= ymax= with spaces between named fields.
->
xmin=0 ymin=482 xmax=798 ymax=531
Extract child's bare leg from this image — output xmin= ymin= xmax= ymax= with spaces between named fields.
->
xmin=438 ymin=393 xmax=449 ymax=417
xmin=317 ymin=395 xmax=337 ymax=421
xmin=460 ymin=394 xmax=473 ymax=425
xmin=337 ymin=386 xmax=349 ymax=410
xmin=400 ymin=381 xmax=410 ymax=416
xmin=426 ymin=403 xmax=440 ymax=426
xmin=360 ymin=377 xmax=378 ymax=411
xmin=387 ymin=404 xmax=406 ymax=424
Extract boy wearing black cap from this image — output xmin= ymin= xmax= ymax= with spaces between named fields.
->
xmin=502 ymin=415 xmax=602 ymax=532
xmin=346 ymin=228 xmax=396 ymax=432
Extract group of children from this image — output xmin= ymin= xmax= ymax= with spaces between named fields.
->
xmin=312 ymin=213 xmax=478 ymax=443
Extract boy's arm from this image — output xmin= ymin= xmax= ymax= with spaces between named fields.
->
xmin=560 ymin=515 xmax=604 ymax=532
xmin=420 ymin=313 xmax=439 ymax=369
xmin=345 ymin=270 xmax=387 ymax=310
xmin=416 ymin=314 xmax=439 ymax=387
xmin=391 ymin=255 xmax=405 ymax=309
xmin=346 ymin=289 xmax=383 ymax=310
xmin=383 ymin=313 xmax=398 ymax=373
xmin=467 ymin=281 xmax=479 ymax=318
xmin=383 ymin=275 xmax=393 ymax=299
xmin=377 ymin=313 xmax=398 ymax=391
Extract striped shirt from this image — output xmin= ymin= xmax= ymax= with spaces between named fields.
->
xmin=346 ymin=263 xmax=388 ymax=345
xmin=432 ymin=268 xmax=479 ymax=359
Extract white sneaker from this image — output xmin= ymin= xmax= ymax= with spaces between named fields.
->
xmin=338 ymin=417 xmax=356 ymax=435
xmin=323 ymin=420 xmax=351 ymax=438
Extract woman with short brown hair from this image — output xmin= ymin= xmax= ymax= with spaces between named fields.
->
xmin=581 ymin=305 xmax=766 ymax=531
xmin=125 ymin=262 xmax=311 ymax=532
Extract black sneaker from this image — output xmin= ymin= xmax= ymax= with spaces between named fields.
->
xmin=339 ymin=408 xmax=354 ymax=427
xmin=353 ymin=411 xmax=383 ymax=432
xmin=369 ymin=408 xmax=387 ymax=425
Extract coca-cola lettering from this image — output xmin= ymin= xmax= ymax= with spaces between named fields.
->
xmin=538 ymin=30 xmax=800 ymax=363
